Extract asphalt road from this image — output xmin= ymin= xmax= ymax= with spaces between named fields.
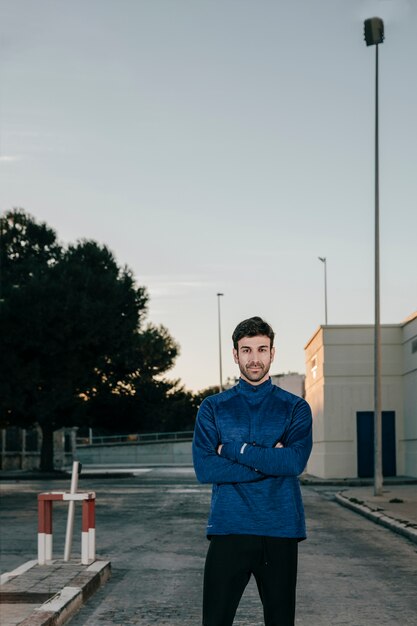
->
xmin=1 ymin=468 xmax=416 ymax=625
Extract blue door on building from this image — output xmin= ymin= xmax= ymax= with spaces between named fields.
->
xmin=356 ymin=411 xmax=396 ymax=478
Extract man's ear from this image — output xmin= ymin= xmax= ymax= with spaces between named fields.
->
xmin=271 ymin=346 xmax=276 ymax=362
xmin=233 ymin=348 xmax=239 ymax=364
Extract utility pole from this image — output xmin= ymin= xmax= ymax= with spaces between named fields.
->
xmin=217 ymin=293 xmax=224 ymax=391
xmin=364 ymin=16 xmax=384 ymax=496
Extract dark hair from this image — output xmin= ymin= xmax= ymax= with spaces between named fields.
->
xmin=232 ymin=316 xmax=275 ymax=350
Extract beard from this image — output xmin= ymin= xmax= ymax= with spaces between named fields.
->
xmin=238 ymin=358 xmax=272 ymax=383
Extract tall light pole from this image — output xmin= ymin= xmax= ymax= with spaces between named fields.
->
xmin=318 ymin=257 xmax=328 ymax=325
xmin=217 ymin=293 xmax=224 ymax=391
xmin=364 ymin=17 xmax=384 ymax=496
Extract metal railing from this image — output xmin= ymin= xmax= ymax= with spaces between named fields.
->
xmin=76 ymin=430 xmax=194 ymax=446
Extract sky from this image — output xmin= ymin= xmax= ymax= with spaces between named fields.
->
xmin=1 ymin=0 xmax=416 ymax=392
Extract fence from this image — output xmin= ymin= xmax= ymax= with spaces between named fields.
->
xmin=0 ymin=426 xmax=77 ymax=471
xmin=76 ymin=430 xmax=194 ymax=446
xmin=0 ymin=428 xmax=194 ymax=470
xmin=75 ymin=430 xmax=194 ymax=466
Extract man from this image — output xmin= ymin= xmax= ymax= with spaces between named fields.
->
xmin=193 ymin=316 xmax=312 ymax=626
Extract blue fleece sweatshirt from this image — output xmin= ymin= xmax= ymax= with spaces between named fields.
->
xmin=192 ymin=378 xmax=313 ymax=539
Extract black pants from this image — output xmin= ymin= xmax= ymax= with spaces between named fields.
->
xmin=203 ymin=534 xmax=298 ymax=626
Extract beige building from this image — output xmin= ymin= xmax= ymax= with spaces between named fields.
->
xmin=304 ymin=312 xmax=417 ymax=479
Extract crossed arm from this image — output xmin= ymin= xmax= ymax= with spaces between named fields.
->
xmin=217 ymin=441 xmax=283 ymax=454
xmin=192 ymin=399 xmax=265 ymax=484
xmin=192 ymin=397 xmax=312 ymax=485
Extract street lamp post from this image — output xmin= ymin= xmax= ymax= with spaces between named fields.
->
xmin=318 ymin=257 xmax=328 ymax=325
xmin=217 ymin=293 xmax=224 ymax=392
xmin=364 ymin=17 xmax=384 ymax=496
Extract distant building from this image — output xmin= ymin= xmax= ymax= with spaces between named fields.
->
xmin=270 ymin=372 xmax=305 ymax=398
xmin=224 ymin=372 xmax=305 ymax=398
xmin=304 ymin=312 xmax=417 ymax=479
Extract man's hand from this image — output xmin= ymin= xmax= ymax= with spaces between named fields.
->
xmin=218 ymin=441 xmax=281 ymax=454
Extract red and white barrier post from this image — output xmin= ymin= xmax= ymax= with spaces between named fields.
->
xmin=37 ymin=491 xmax=96 ymax=565
xmin=82 ymin=494 xmax=96 ymax=564
xmin=38 ymin=494 xmax=53 ymax=564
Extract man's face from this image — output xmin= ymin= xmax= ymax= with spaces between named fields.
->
xmin=233 ymin=335 xmax=275 ymax=386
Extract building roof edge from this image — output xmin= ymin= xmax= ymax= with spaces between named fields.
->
xmin=402 ymin=310 xmax=417 ymax=325
xmin=304 ymin=326 xmax=322 ymax=349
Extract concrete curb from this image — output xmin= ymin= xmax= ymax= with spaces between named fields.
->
xmin=1 ymin=560 xmax=111 ymax=626
xmin=335 ymin=492 xmax=417 ymax=545
xmin=300 ymin=475 xmax=417 ymax=487
xmin=0 ymin=560 xmax=38 ymax=585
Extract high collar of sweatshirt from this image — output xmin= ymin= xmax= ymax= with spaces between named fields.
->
xmin=237 ymin=377 xmax=272 ymax=402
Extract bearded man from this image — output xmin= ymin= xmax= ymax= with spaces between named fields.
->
xmin=193 ymin=316 xmax=313 ymax=626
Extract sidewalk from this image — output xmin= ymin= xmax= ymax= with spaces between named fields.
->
xmin=300 ymin=474 xmax=417 ymax=545
xmin=0 ymin=559 xmax=111 ymax=626
xmin=334 ymin=483 xmax=417 ymax=545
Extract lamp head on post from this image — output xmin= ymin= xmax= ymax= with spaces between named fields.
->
xmin=364 ymin=17 xmax=384 ymax=46
xmin=318 ymin=257 xmax=328 ymax=325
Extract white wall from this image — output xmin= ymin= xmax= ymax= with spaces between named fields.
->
xmin=403 ymin=315 xmax=417 ymax=476
xmin=304 ymin=328 xmax=326 ymax=477
xmin=304 ymin=320 xmax=415 ymax=479
xmin=76 ymin=440 xmax=193 ymax=466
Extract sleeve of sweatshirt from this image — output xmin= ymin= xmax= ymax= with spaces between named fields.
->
xmin=220 ymin=398 xmax=313 ymax=477
xmin=193 ymin=396 xmax=266 ymax=484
